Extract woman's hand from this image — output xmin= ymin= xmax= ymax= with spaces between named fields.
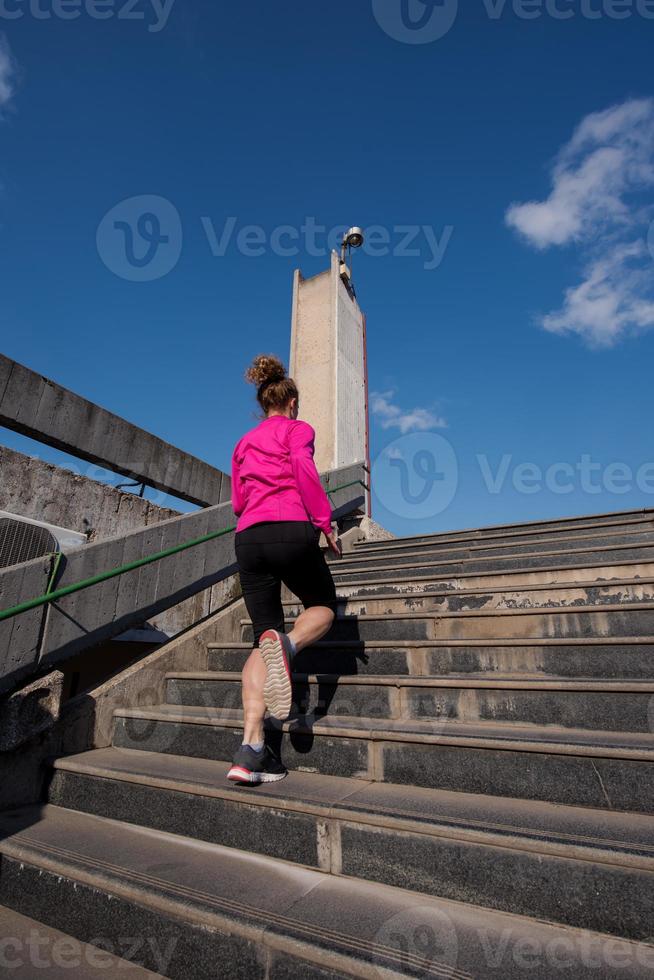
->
xmin=326 ymin=530 xmax=342 ymax=558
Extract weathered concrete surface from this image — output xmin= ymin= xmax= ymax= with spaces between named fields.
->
xmin=0 ymin=596 xmax=246 ymax=810
xmin=320 ymin=462 xmax=367 ymax=522
xmin=0 ymin=555 xmax=51 ymax=692
xmin=0 ymin=445 xmax=181 ymax=542
xmin=290 ymin=266 xmax=334 ymax=471
xmin=337 ymin=525 xmax=364 ymax=553
xmin=0 ymin=461 xmax=367 ymax=695
xmin=0 ymin=501 xmax=236 ymax=694
xmin=147 ymin=571 xmax=241 ymax=640
xmin=0 ymin=354 xmax=231 ymax=507
xmin=0 ymin=669 xmax=64 ymax=751
xmin=38 ymin=505 xmax=238 ymax=677
xmin=336 ymin=515 xmax=394 ymax=553
xmin=358 ymin=515 xmax=395 ymax=542
xmin=290 ymin=252 xmax=368 ymax=482
xmin=0 ymin=906 xmax=165 ymax=979
xmin=0 ymin=444 xmax=243 ymax=644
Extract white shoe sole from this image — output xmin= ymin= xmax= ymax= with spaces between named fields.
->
xmin=226 ymin=765 xmax=287 ymax=785
xmin=260 ymin=630 xmax=293 ymax=720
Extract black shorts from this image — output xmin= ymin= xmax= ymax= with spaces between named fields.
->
xmin=235 ymin=520 xmax=337 ymax=646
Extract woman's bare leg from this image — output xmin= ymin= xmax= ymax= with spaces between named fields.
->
xmin=241 ymin=647 xmax=266 ymax=745
xmin=288 ymin=606 xmax=335 ymax=653
xmin=241 ymin=608 xmax=334 ymax=742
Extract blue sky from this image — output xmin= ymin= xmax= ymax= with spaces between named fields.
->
xmin=1 ymin=1 xmax=654 ymax=536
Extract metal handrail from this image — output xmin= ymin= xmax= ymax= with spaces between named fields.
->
xmin=0 ymin=525 xmax=236 ymax=624
xmin=327 ymin=479 xmax=370 ymax=495
xmin=0 ymin=479 xmax=367 ymax=624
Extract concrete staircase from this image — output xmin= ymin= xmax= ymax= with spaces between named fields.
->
xmin=3 ymin=508 xmax=654 ymax=977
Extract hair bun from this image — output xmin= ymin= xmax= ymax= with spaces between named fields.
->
xmin=245 ymin=354 xmax=287 ymax=387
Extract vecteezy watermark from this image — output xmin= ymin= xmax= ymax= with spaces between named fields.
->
xmin=201 ymin=217 xmax=453 ymax=271
xmin=0 ymin=0 xmax=175 ymax=32
xmin=373 ymin=433 xmax=654 ymax=522
xmin=478 ymin=453 xmax=654 ymax=497
xmin=372 ymin=0 xmax=459 ymax=44
xmin=96 ymin=194 xmax=183 ymax=282
xmin=0 ymin=930 xmax=178 ymax=971
xmin=97 ymin=200 xmax=454 ymax=282
xmin=372 ymin=0 xmax=654 ymax=44
xmin=203 ymin=218 xmax=454 ymax=271
xmin=372 ymin=905 xmax=460 ymax=977
xmin=372 ymin=432 xmax=459 ymax=521
xmin=371 ymin=909 xmax=654 ymax=976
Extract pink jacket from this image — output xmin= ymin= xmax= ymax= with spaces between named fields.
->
xmin=231 ymin=415 xmax=333 ymax=536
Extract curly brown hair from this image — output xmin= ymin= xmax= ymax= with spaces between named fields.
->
xmin=245 ymin=354 xmax=299 ymax=414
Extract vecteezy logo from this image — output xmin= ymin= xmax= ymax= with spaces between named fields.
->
xmin=372 ymin=432 xmax=458 ymax=520
xmin=372 ymin=0 xmax=458 ymax=44
xmin=371 ymin=905 xmax=460 ymax=978
xmin=96 ymin=195 xmax=182 ymax=282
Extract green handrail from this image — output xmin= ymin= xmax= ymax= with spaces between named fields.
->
xmin=45 ymin=551 xmax=63 ymax=596
xmin=0 ymin=478 xmax=367 ymax=624
xmin=0 ymin=524 xmax=237 ymax=624
xmin=326 ymin=479 xmax=369 ymax=496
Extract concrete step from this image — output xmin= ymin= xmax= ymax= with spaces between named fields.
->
xmin=352 ymin=519 xmax=654 ymax=558
xmin=165 ymin=671 xmax=654 ymax=734
xmin=112 ymin=703 xmax=654 ymax=813
xmin=209 ymin=640 xmax=414 ymax=676
xmin=240 ymin=605 xmax=654 ymax=643
xmin=0 ymin=903 xmax=165 ymax=978
xmin=48 ymin=747 xmax=654 ymax=942
xmin=338 ymin=528 xmax=654 ymax=569
xmin=330 ymin=557 xmax=654 ymax=594
xmin=333 ymin=542 xmax=654 ymax=583
xmin=286 ymin=577 xmax=654 ymax=616
xmin=207 ymin=638 xmax=654 ymax=679
xmin=3 ymin=804 xmax=644 ymax=979
xmin=352 ymin=507 xmax=654 ymax=552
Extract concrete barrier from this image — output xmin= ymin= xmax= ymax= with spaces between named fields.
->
xmin=0 ymin=354 xmax=231 ymax=507
xmin=0 ymin=461 xmax=367 ymax=695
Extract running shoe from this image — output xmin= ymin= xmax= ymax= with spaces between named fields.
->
xmin=227 ymin=743 xmax=287 ymax=784
xmin=259 ymin=629 xmax=295 ymax=720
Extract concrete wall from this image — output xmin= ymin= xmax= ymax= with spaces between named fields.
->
xmin=0 ymin=354 xmax=231 ymax=507
xmin=0 ymin=461 xmax=367 ymax=696
xmin=289 ymin=266 xmax=336 ymax=472
xmin=359 ymin=515 xmax=396 ymax=542
xmin=0 ymin=445 xmax=181 ymax=543
xmin=0 ymin=497 xmax=238 ymax=696
xmin=0 ymin=447 xmax=240 ymax=643
xmin=290 ymin=252 xmax=368 ymax=478
xmin=0 ymin=594 xmax=247 ymax=810
xmin=335 ymin=269 xmax=367 ymax=470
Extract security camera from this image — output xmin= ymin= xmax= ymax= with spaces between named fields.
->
xmin=340 ymin=226 xmax=365 ymax=291
xmin=342 ymin=227 xmax=365 ymax=250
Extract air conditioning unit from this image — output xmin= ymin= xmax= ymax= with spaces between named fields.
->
xmin=0 ymin=511 xmax=87 ymax=569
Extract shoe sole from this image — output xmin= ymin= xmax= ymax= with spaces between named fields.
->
xmin=226 ymin=765 xmax=288 ymax=785
xmin=259 ymin=629 xmax=293 ymax=720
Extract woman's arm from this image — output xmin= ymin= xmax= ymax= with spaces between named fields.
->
xmin=231 ymin=443 xmax=244 ymax=517
xmin=288 ymin=421 xmax=333 ymax=536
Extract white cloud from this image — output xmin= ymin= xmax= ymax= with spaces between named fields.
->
xmin=0 ymin=35 xmax=16 ymax=111
xmin=542 ymin=242 xmax=654 ymax=348
xmin=506 ymin=99 xmax=654 ymax=249
xmin=506 ymin=98 xmax=654 ymax=347
xmin=371 ymin=390 xmax=446 ymax=434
